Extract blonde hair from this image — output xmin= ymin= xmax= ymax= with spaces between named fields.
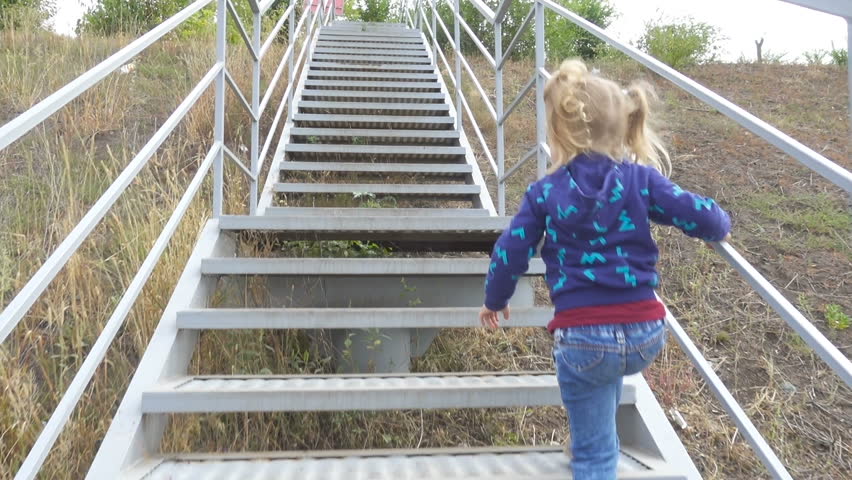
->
xmin=544 ymin=59 xmax=671 ymax=176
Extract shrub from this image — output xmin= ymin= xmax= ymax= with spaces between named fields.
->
xmin=803 ymin=49 xmax=827 ymax=65
xmin=77 ymin=0 xmax=290 ymax=40
xmin=828 ymin=43 xmax=847 ymax=66
xmin=545 ymin=0 xmax=616 ymax=60
xmin=345 ymin=0 xmax=395 ymax=23
xmin=435 ymin=0 xmax=616 ymax=61
xmin=0 ymin=0 xmax=53 ymax=29
xmin=637 ymin=16 xmax=721 ymax=69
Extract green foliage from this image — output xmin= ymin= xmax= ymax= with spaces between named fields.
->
xmin=828 ymin=43 xmax=847 ymax=66
xmin=803 ymin=49 xmax=827 ymax=65
xmin=345 ymin=0 xmax=395 ymax=23
xmin=545 ymin=0 xmax=616 ymax=60
xmin=0 ymin=0 xmax=53 ymax=29
xmin=435 ymin=0 xmax=615 ymax=61
xmin=825 ymin=304 xmax=850 ymax=331
xmin=77 ymin=0 xmax=290 ymax=40
xmin=637 ymin=16 xmax=721 ymax=69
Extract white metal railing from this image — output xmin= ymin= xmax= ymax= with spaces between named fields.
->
xmin=404 ymin=1 xmax=852 ymax=479
xmin=0 ymin=0 xmax=336 ymax=477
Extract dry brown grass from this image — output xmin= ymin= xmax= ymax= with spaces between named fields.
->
xmin=0 ymin=18 xmax=293 ymax=478
xmin=455 ymin=53 xmax=851 ymax=478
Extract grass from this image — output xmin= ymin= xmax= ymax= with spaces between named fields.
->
xmin=0 ymin=18 xmax=292 ymax=478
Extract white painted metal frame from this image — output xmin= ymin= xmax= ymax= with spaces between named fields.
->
xmin=0 ymin=1 xmax=325 ymax=477
xmin=403 ymin=1 xmax=852 ymax=479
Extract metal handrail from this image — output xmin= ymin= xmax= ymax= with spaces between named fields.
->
xmin=1 ymin=1 xmax=334 ymax=476
xmin=405 ymin=1 xmax=852 ymax=478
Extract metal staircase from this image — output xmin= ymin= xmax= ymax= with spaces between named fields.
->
xmin=2 ymin=1 xmax=850 ymax=479
xmin=92 ymin=20 xmax=696 ymax=479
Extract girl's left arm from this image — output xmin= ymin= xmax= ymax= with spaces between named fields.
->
xmin=484 ymin=187 xmax=546 ymax=311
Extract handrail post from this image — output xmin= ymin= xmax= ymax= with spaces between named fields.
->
xmin=495 ymin=15 xmax=505 ymax=215
xmin=213 ymin=0 xmax=227 ymax=217
xmin=847 ymin=18 xmax=851 ymax=144
xmin=453 ymin=0 xmax=463 ymax=131
xmin=431 ymin=0 xmax=437 ymax=62
xmin=534 ymin=0 xmax=546 ymax=178
xmin=250 ymin=9 xmax=261 ymax=215
xmin=287 ymin=4 xmax=295 ymax=122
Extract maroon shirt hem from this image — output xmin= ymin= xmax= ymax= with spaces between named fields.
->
xmin=547 ymin=299 xmax=666 ymax=333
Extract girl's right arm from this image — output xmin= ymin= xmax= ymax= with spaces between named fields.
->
xmin=646 ymin=168 xmax=731 ymax=241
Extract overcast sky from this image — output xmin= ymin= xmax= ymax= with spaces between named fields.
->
xmin=51 ymin=0 xmax=848 ymax=61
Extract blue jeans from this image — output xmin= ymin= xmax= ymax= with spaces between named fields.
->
xmin=552 ymin=319 xmax=666 ymax=480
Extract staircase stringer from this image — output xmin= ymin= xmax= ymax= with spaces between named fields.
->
xmin=86 ymin=220 xmax=234 ymax=478
xmin=417 ymin=29 xmax=497 ymax=216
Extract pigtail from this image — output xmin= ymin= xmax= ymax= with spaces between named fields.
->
xmin=625 ymin=81 xmax=671 ymax=176
xmin=545 ymin=60 xmax=593 ymax=172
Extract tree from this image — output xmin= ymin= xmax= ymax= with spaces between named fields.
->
xmin=0 ymin=0 xmax=54 ymax=30
xmin=637 ymin=17 xmax=721 ymax=69
xmin=77 ymin=0 xmax=290 ymax=38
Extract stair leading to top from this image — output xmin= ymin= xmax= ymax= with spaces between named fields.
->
xmin=92 ymin=20 xmax=699 ymax=480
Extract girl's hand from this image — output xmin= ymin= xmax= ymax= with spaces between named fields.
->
xmin=704 ymin=232 xmax=732 ymax=250
xmin=479 ymin=305 xmax=510 ymax=329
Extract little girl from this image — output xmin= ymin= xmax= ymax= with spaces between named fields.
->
xmin=480 ymin=59 xmax=731 ymax=480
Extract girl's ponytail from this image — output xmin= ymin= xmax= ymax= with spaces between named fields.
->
xmin=626 ymin=81 xmax=671 ymax=176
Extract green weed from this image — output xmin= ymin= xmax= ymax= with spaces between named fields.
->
xmin=825 ymin=304 xmax=850 ymax=330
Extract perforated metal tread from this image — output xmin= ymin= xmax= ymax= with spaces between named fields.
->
xmin=299 ymin=90 xmax=446 ymax=102
xmin=313 ymin=47 xmax=429 ymax=56
xmin=309 ymin=61 xmax=436 ymax=71
xmin=126 ymin=446 xmax=684 ymax=480
xmin=303 ymin=79 xmax=440 ymax=90
xmin=298 ymin=101 xmax=448 ymax=113
xmin=200 ymin=257 xmax=547 ymax=276
xmin=292 ymin=114 xmax=454 ymax=129
xmin=289 ymin=127 xmax=459 ymax=141
xmin=279 ymin=161 xmax=470 ymax=175
xmin=306 ymin=71 xmax=438 ymax=81
xmin=284 ymin=144 xmax=463 ymax=156
xmin=273 ymin=183 xmax=479 ymax=197
xmin=141 ymin=373 xmax=638 ymax=413
xmin=175 ymin=306 xmax=552 ymax=330
xmin=264 ymin=207 xmax=490 ymax=217
xmin=217 ymin=215 xmax=508 ymax=247
xmin=312 ymin=54 xmax=432 ymax=65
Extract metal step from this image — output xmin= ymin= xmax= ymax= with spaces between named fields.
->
xmin=299 ymin=90 xmax=445 ymax=103
xmin=264 ymin=207 xmax=491 ymax=217
xmin=218 ymin=215 xmax=506 ymax=247
xmin=273 ymin=183 xmax=480 ymax=198
xmin=313 ymin=47 xmax=428 ymax=57
xmin=316 ymin=35 xmax=424 ymax=44
xmin=284 ymin=144 xmax=464 ymax=159
xmin=176 ymin=306 xmax=552 ymax=329
xmin=315 ymin=41 xmax=426 ymax=50
xmin=306 ymin=71 xmax=438 ymax=81
xmin=303 ymin=79 xmax=440 ymax=91
xmin=141 ymin=372 xmax=639 ymax=413
xmin=126 ymin=446 xmax=681 ymax=480
xmin=309 ymin=61 xmax=436 ymax=72
xmin=312 ymin=54 xmax=432 ymax=65
xmin=219 ymin=215 xmax=507 ymax=232
xmin=298 ymin=101 xmax=449 ymax=115
xmin=200 ymin=258 xmax=546 ymax=276
xmin=293 ymin=113 xmax=454 ymax=129
xmin=320 ymin=30 xmax=422 ymax=39
xmin=279 ymin=161 xmax=470 ymax=175
xmin=289 ymin=127 xmax=459 ymax=143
